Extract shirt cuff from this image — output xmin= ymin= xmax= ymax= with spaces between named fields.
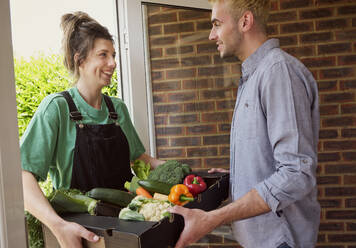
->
xmin=255 ymin=181 xmax=280 ymax=213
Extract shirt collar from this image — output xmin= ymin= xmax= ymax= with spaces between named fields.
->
xmin=241 ymin=38 xmax=280 ymax=82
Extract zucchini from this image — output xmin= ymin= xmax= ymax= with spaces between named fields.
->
xmin=87 ymin=188 xmax=134 ymax=207
xmin=138 ymin=180 xmax=174 ymax=195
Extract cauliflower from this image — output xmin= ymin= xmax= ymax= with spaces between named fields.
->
xmin=119 ymin=196 xmax=172 ymax=222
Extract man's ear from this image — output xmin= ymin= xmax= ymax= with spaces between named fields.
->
xmin=240 ymin=10 xmax=254 ymax=31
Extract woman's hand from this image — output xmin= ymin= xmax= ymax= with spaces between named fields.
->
xmin=52 ymin=220 xmax=99 ymax=248
xmin=208 ymin=168 xmax=229 ymax=173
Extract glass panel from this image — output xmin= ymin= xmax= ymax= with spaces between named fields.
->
xmin=143 ymin=3 xmax=240 ymax=170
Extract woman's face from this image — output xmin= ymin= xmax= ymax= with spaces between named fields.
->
xmin=78 ymin=38 xmax=116 ymax=88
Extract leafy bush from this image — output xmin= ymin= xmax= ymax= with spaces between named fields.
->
xmin=15 ymin=54 xmax=118 ymax=247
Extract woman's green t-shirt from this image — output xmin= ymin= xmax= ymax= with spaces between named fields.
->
xmin=20 ymin=87 xmax=145 ymax=189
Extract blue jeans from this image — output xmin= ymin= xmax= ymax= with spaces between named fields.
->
xmin=277 ymin=242 xmax=291 ymax=248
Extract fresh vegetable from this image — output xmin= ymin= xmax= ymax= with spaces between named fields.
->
xmin=49 ymin=188 xmax=98 ymax=215
xmin=87 ymin=188 xmax=134 ymax=207
xmin=147 ymin=160 xmax=192 ymax=185
xmin=183 ymin=174 xmax=207 ymax=196
xmin=132 ymin=159 xmax=151 ymax=180
xmin=168 ymin=184 xmax=194 ymax=206
xmin=119 ymin=208 xmax=145 ymax=221
xmin=138 ymin=179 xmax=174 ymax=195
xmin=119 ymin=196 xmax=172 ymax=222
xmin=124 ymin=175 xmax=141 ymax=193
xmin=136 ymin=186 xmax=153 ymax=198
xmin=153 ymin=193 xmax=169 ymax=201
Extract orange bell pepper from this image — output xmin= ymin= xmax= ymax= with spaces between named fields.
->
xmin=168 ymin=184 xmax=194 ymax=206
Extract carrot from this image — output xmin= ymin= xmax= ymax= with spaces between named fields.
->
xmin=136 ymin=186 xmax=152 ymax=198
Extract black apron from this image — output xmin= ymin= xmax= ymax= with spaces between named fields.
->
xmin=60 ymin=91 xmax=132 ymax=192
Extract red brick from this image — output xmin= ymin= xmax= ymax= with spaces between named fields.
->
xmin=278 ymin=35 xmax=298 ymax=46
xmin=154 ymin=116 xmax=167 ymax=125
xmin=268 ymin=11 xmax=297 ymax=22
xmin=147 ymin=5 xmax=160 ymax=15
xmin=267 ymin=25 xmax=279 ymax=35
xmin=337 ymin=5 xmax=356 ymax=15
xmin=184 ymin=101 xmax=215 ymax=112
xmin=196 ymin=21 xmax=211 ymax=31
xmin=280 ymin=22 xmax=313 ymax=33
xmin=353 ymin=18 xmax=356 ymax=27
xmin=166 ymin=68 xmax=196 ymax=79
xmin=151 ymin=71 xmax=163 ymax=81
xmin=338 ymin=55 xmax=356 ymax=65
xmin=150 ymin=48 xmax=162 ymax=58
xmin=164 ymin=22 xmax=194 ymax=34
xmin=180 ymin=32 xmax=210 ymax=44
xmin=344 ymin=175 xmax=356 ymax=184
xmin=322 ymin=92 xmax=355 ymax=103
xmin=317 ymin=175 xmax=340 ymax=184
xmin=183 ymin=79 xmax=214 ymax=89
xmin=156 ymin=138 xmax=168 ymax=147
xmin=270 ymin=0 xmax=279 ymax=11
xmin=213 ymin=55 xmax=239 ymax=64
xmin=149 ymin=25 xmax=162 ymax=36
xmin=201 ymin=89 xmax=232 ymax=100
xmin=152 ymin=81 xmax=181 ymax=91
xmin=168 ymin=91 xmax=197 ymax=102
xmin=283 ymin=46 xmax=315 ymax=57
xmin=319 ymin=67 xmax=355 ymax=79
xmin=148 ymin=12 xmax=177 ymax=25
xmin=343 ymin=152 xmax=356 ymax=161
xmin=178 ymin=10 xmax=210 ymax=21
xmin=318 ymin=152 xmax=340 ymax=162
xmin=215 ymin=77 xmax=239 ymax=88
xmin=150 ymin=36 xmax=177 ymax=46
xmin=324 ymin=140 xmax=356 ymax=150
xmin=181 ymin=56 xmax=211 ymax=67
xmin=317 ymin=81 xmax=338 ymax=92
xmin=203 ymin=135 xmax=230 ymax=145
xmin=155 ymin=126 xmax=183 ymax=136
xmin=154 ymin=104 xmax=182 ymax=114
xmin=318 ymin=43 xmax=352 ymax=55
xmin=347 ymin=222 xmax=356 ymax=231
xmin=198 ymin=66 xmax=226 ymax=76
xmin=217 ymin=100 xmax=236 ymax=110
xmin=319 ymin=222 xmax=344 ymax=231
xmin=317 ymin=0 xmax=352 ymax=4
xmin=186 ymin=124 xmax=217 ymax=135
xmin=318 ymin=199 xmax=342 ymax=208
xmin=326 ymin=187 xmax=356 ymax=197
xmin=152 ymin=94 xmax=168 ymax=103
xmin=280 ymin=0 xmax=311 ymax=9
xmin=340 ymin=80 xmax=356 ymax=90
xmin=219 ymin=146 xmax=230 ymax=156
xmin=316 ymin=19 xmax=348 ymax=31
xmin=169 ymin=114 xmax=198 ymax=125
xmin=197 ymin=43 xmax=218 ymax=53
xmin=205 ymin=157 xmax=230 ymax=167
xmin=219 ymin=123 xmax=231 ymax=132
xmin=187 ymin=147 xmax=218 ymax=157
xmin=151 ymin=58 xmax=179 ymax=69
xmin=345 ymin=198 xmax=356 ymax=208
xmin=202 ymin=112 xmax=231 ymax=122
xmin=341 ymin=104 xmax=356 ymax=114
xmin=317 ymin=234 xmax=326 ymax=243
xmin=170 ymin=137 xmax=201 ymax=147
xmin=177 ymin=158 xmax=202 ymax=168
xmin=319 ymin=104 xmax=339 ymax=115
xmin=165 ymin=45 xmax=194 ymax=55
xmin=325 ymin=164 xmax=356 ymax=173
xmin=335 ymin=29 xmax=356 ymax=41
xmin=328 ymin=234 xmax=356 ymax=242
xmin=341 ymin=128 xmax=356 ymax=137
xmin=300 ymin=32 xmax=333 ymax=44
xmin=300 ymin=8 xmax=333 ymax=19
xmin=302 ymin=57 xmax=335 ymax=68
xmin=157 ymin=148 xmax=184 ymax=158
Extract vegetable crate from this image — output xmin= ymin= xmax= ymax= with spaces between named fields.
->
xmin=42 ymin=171 xmax=229 ymax=248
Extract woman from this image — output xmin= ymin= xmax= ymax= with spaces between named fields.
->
xmin=20 ymin=11 xmax=164 ymax=247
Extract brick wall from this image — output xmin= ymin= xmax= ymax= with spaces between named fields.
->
xmin=146 ymin=0 xmax=356 ymax=247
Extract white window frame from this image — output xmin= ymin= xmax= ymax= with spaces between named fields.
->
xmin=0 ymin=0 xmax=27 ymax=247
xmin=117 ymin=0 xmax=211 ymax=157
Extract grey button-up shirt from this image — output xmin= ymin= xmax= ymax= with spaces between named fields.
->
xmin=230 ymin=39 xmax=320 ymax=248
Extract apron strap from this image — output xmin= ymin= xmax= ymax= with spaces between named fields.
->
xmin=103 ymin=94 xmax=118 ymax=120
xmin=59 ymin=91 xmax=83 ymax=121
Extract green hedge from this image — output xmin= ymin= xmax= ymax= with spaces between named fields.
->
xmin=15 ymin=54 xmax=118 ymax=247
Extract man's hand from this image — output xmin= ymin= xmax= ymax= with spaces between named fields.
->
xmin=53 ymin=221 xmax=99 ymax=248
xmin=169 ymin=206 xmax=221 ymax=248
xmin=208 ymin=168 xmax=229 ymax=173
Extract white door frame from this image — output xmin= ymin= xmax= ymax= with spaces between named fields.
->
xmin=117 ymin=0 xmax=211 ymax=157
xmin=0 ymin=0 xmax=27 ymax=247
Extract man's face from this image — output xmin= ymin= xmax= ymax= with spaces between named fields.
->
xmin=209 ymin=1 xmax=243 ymax=58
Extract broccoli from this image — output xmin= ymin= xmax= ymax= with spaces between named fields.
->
xmin=147 ymin=160 xmax=191 ymax=185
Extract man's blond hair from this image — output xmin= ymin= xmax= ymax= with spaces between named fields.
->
xmin=208 ymin=0 xmax=270 ymax=33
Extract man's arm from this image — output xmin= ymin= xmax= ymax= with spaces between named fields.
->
xmin=22 ymin=170 xmax=99 ymax=248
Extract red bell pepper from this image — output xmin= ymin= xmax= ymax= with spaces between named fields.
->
xmin=183 ymin=174 xmax=207 ymax=196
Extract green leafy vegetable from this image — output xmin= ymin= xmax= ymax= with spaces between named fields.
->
xmin=147 ymin=160 xmax=192 ymax=185
xmin=119 ymin=208 xmax=145 ymax=221
xmin=132 ymin=159 xmax=151 ymax=180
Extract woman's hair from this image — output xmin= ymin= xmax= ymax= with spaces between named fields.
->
xmin=208 ymin=0 xmax=270 ymax=33
xmin=60 ymin=11 xmax=114 ymax=80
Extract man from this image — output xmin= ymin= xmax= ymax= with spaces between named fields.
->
xmin=169 ymin=0 xmax=320 ymax=247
